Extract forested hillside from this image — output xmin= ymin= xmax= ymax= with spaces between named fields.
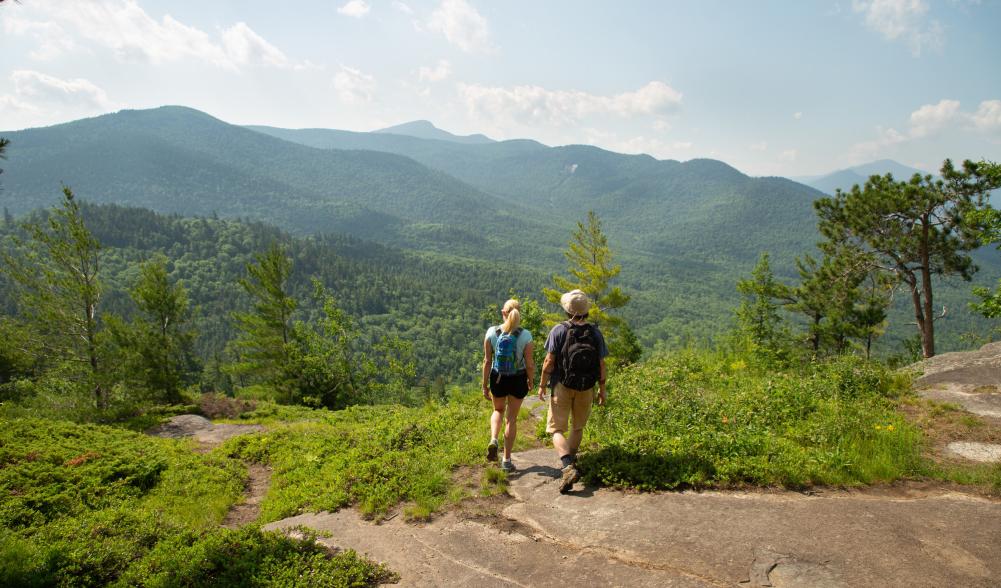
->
xmin=0 ymin=204 xmax=545 ymax=386
xmin=248 ymin=123 xmax=825 ymax=263
xmin=0 ymin=107 xmax=559 ymax=262
xmin=2 ymin=107 xmax=997 ymax=355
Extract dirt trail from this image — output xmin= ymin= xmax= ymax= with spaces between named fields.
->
xmin=148 ymin=414 xmax=271 ymax=526
xmin=223 ymin=463 xmax=272 ymax=528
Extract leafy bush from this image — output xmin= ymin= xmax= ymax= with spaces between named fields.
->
xmin=116 ymin=527 xmax=397 ymax=587
xmin=224 ymin=396 xmax=492 ymax=520
xmin=580 ymin=350 xmax=920 ymax=490
xmin=197 ymin=393 xmax=257 ymax=419
xmin=0 ymin=417 xmax=392 ymax=586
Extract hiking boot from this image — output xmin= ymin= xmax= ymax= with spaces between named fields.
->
xmin=486 ymin=440 xmax=499 ymax=462
xmin=501 ymin=459 xmax=515 ymax=472
xmin=559 ymin=463 xmax=580 ymax=494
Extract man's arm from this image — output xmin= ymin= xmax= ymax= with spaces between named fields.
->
xmin=597 ymin=358 xmax=607 ymax=405
xmin=524 ymin=342 xmax=536 ymax=389
xmin=537 ymin=352 xmax=555 ymax=400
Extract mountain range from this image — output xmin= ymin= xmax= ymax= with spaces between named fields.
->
xmin=0 ymin=107 xmax=994 ymax=350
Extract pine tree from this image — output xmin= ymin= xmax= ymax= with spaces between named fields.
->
xmin=228 ymin=242 xmax=297 ymax=394
xmin=735 ymin=253 xmax=789 ymax=365
xmin=815 ymin=159 xmax=1000 ymax=358
xmin=0 ymin=137 xmax=8 ymax=178
xmin=0 ymin=187 xmax=106 ymax=408
xmin=113 ymin=255 xmax=198 ymax=403
xmin=543 ymin=210 xmax=639 ymax=366
xmin=969 ymin=200 xmax=1001 ymax=323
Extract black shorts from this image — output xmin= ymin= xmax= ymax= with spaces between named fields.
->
xmin=489 ymin=370 xmax=529 ymax=399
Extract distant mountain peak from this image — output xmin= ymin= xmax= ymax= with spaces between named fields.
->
xmin=374 ymin=120 xmax=495 ymax=145
xmin=797 ymin=159 xmax=931 ymax=195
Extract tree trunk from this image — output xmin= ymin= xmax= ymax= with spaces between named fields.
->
xmin=907 ymin=276 xmax=927 ymax=359
xmin=919 ymin=215 xmax=935 ymax=358
xmin=811 ymin=314 xmax=821 ymax=353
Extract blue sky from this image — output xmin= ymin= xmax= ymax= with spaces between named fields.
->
xmin=1 ymin=0 xmax=999 ymax=176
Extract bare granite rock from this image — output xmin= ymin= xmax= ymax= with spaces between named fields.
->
xmin=146 ymin=414 xmax=264 ymax=449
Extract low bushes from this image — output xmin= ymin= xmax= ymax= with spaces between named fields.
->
xmin=0 ymin=417 xmax=393 ymax=587
xmin=580 ymin=351 xmax=920 ymax=490
xmin=224 ymin=397 xmax=493 ymax=520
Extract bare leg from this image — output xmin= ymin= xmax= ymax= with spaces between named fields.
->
xmin=503 ymin=397 xmax=524 ymax=460
xmin=552 ymin=432 xmax=572 ymax=459
xmin=490 ymin=396 xmax=505 ymax=441
xmin=567 ymin=428 xmax=583 ymax=455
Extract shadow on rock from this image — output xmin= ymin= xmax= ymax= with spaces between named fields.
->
xmin=508 ymin=463 xmax=561 ymax=481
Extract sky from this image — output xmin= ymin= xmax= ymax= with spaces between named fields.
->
xmin=1 ymin=0 xmax=1000 ymax=177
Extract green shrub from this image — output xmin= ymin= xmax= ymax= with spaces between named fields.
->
xmin=224 ymin=396 xmax=492 ymax=520
xmin=580 ymin=350 xmax=921 ymax=490
xmin=117 ymin=527 xmax=396 ymax=587
xmin=0 ymin=417 xmax=392 ymax=586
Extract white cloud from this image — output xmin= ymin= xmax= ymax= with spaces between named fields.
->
xmin=338 ymin=1 xmax=371 ymax=18
xmin=0 ymin=70 xmax=117 ymax=129
xmin=778 ymin=149 xmax=798 ymax=162
xmin=581 ymin=128 xmax=694 ymax=159
xmin=334 ymin=66 xmax=376 ymax=104
xmin=793 ymin=111 xmax=803 ymax=120
xmin=847 ymin=97 xmax=1001 ymax=163
xmin=750 ymin=141 xmax=768 ymax=152
xmin=222 ymin=22 xmax=294 ymax=68
xmin=11 ymin=70 xmax=113 ymax=110
xmin=458 ymin=81 xmax=683 ymax=127
xmin=393 ymin=1 xmax=414 ymax=14
xmin=2 ymin=17 xmax=78 ymax=60
xmin=3 ymin=0 xmax=300 ymax=70
xmin=652 ymin=119 xmax=672 ymax=132
xmin=971 ymin=100 xmax=1001 ymax=133
xmin=427 ymin=0 xmax=493 ymax=53
xmin=852 ymin=0 xmax=943 ymax=56
xmin=847 ymin=125 xmax=909 ymax=162
xmin=418 ymin=60 xmax=452 ymax=82
xmin=909 ymin=98 xmax=960 ymax=137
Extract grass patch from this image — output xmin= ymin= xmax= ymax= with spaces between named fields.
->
xmin=580 ymin=351 xmax=922 ymax=490
xmin=223 ymin=396 xmax=496 ymax=521
xmin=897 ymin=396 xmax=1001 ymax=495
xmin=0 ymin=417 xmax=393 ymax=587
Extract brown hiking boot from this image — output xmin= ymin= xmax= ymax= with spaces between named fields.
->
xmin=559 ymin=463 xmax=580 ymax=494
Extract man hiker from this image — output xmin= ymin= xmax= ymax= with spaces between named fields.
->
xmin=537 ymin=289 xmax=608 ymax=493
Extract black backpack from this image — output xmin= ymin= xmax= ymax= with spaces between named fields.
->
xmin=559 ymin=321 xmax=600 ymax=390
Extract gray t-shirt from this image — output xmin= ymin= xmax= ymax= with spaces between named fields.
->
xmin=544 ymin=321 xmax=608 ymax=388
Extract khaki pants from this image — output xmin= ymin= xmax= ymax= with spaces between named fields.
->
xmin=546 ymin=382 xmax=594 ymax=434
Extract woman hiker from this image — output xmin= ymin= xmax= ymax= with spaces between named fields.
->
xmin=482 ymin=298 xmax=535 ymax=472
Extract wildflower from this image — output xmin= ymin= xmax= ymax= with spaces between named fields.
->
xmin=722 ymin=416 xmax=729 ymax=424
xmin=874 ymin=425 xmax=882 ymax=430
xmin=886 ymin=425 xmax=895 ymax=432
xmin=730 ymin=360 xmax=746 ymax=371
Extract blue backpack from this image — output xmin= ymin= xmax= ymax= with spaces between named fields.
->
xmin=492 ymin=327 xmax=523 ymax=379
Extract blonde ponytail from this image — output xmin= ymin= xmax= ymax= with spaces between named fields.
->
xmin=501 ymin=299 xmax=521 ymax=333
